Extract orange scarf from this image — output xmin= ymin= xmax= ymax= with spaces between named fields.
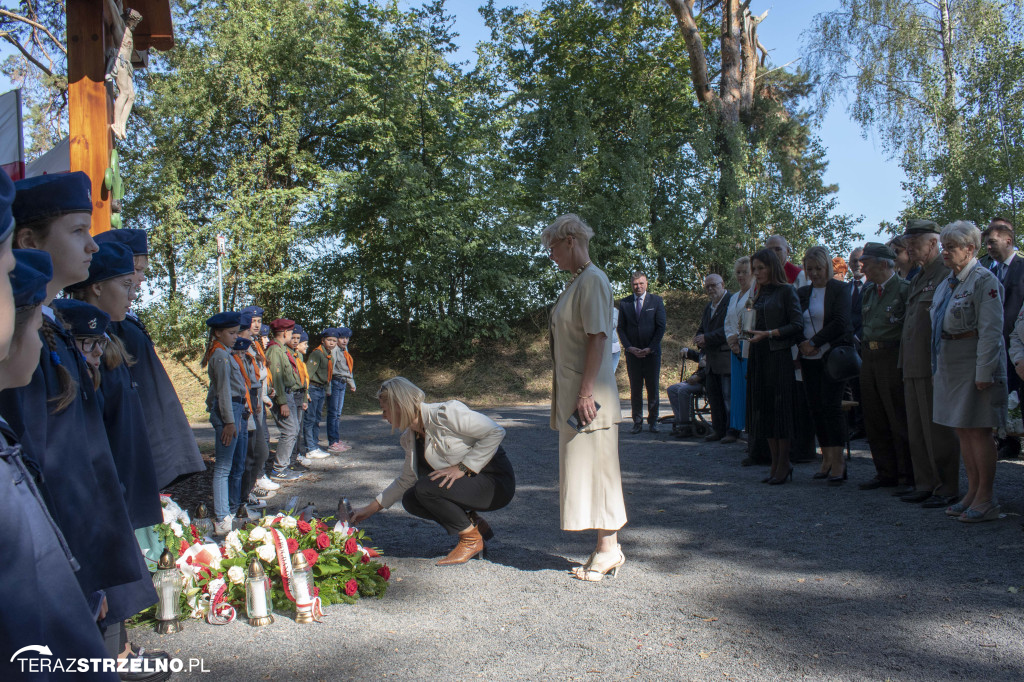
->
xmin=313 ymin=345 xmax=334 ymax=380
xmin=205 ymin=340 xmax=253 ymax=415
xmin=295 ymin=354 xmax=309 ymax=389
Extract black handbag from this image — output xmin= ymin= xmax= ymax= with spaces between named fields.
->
xmin=824 ymin=345 xmax=861 ymax=382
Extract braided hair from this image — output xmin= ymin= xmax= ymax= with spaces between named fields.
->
xmin=41 ymin=317 xmax=78 ymax=414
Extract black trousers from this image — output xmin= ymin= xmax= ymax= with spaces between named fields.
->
xmin=402 ymin=448 xmax=516 ymax=535
xmin=625 ymin=352 xmax=661 ymax=424
xmin=705 ymin=367 xmax=729 ymax=437
xmin=801 ymin=358 xmax=847 ymax=448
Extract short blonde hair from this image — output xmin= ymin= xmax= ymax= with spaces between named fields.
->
xmin=376 ymin=376 xmax=425 ymax=431
xmin=803 ymin=245 xmax=834 ymax=280
xmin=540 ymin=213 xmax=594 ymax=249
xmin=734 ymin=256 xmax=750 ymax=272
xmin=940 ymin=220 xmax=982 ymax=252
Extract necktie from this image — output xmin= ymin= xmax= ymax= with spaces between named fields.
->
xmin=878 ymin=284 xmax=884 ymax=298
xmin=635 ymin=295 xmax=643 ymax=317
xmin=998 ymin=262 xmax=1007 ymax=282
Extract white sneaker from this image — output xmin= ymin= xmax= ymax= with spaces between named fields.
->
xmin=307 ymin=448 xmax=330 ymax=459
xmin=298 ymin=455 xmax=313 ymax=466
xmin=257 ymin=475 xmax=281 ymax=491
xmin=214 ymin=515 xmax=234 ymax=535
xmin=250 ymin=487 xmax=276 ymax=501
xmin=246 ymin=494 xmax=269 ymax=508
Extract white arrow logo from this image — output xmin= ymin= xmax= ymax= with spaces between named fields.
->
xmin=10 ymin=644 xmax=52 ymax=661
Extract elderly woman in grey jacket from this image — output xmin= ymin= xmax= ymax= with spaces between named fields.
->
xmin=930 ymin=221 xmax=1005 ymax=523
xmin=351 ymin=377 xmax=515 ymax=565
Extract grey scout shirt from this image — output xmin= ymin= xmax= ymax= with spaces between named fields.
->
xmin=206 ymin=346 xmax=247 ymax=424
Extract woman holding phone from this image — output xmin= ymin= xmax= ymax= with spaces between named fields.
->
xmin=542 ymin=214 xmax=627 ymax=582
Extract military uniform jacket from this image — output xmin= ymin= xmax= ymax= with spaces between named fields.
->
xmin=929 ymin=259 xmax=1006 ymax=382
xmin=861 ymin=274 xmax=909 ymax=343
xmin=266 ymin=341 xmax=300 ymax=406
xmin=110 ymin=315 xmax=205 ymax=488
xmin=900 ymin=257 xmax=950 ymax=379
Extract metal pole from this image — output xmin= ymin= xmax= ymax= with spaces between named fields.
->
xmin=217 ymin=254 xmax=223 ymax=312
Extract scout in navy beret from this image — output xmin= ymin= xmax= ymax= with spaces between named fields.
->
xmin=239 ymin=311 xmax=255 ymax=329
xmin=292 ymin=324 xmax=304 ymax=336
xmin=51 ymin=299 xmax=111 ymax=337
xmin=12 ymin=171 xmax=93 ymax=225
xmin=240 ymin=305 xmax=264 ymax=318
xmin=94 ymin=228 xmax=148 ymax=256
xmin=336 ymin=326 xmax=352 ymax=338
xmin=903 ymin=218 xmax=940 ymax=236
xmin=0 ymin=169 xmax=15 ymax=243
xmin=10 ymin=249 xmax=53 ymax=309
xmin=321 ymin=327 xmax=338 ymax=339
xmin=233 ymin=337 xmax=253 ymax=352
xmin=861 ymin=242 xmax=898 ymax=261
xmin=299 ymin=330 xmax=309 ymax=343
xmin=206 ymin=311 xmax=242 ymax=329
xmin=68 ymin=242 xmax=135 ymax=290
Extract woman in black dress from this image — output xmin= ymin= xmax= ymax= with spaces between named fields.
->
xmin=746 ymin=249 xmax=804 ymax=484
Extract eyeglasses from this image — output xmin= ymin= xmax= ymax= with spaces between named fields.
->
xmin=76 ymin=336 xmax=108 ymax=353
xmin=545 ymin=236 xmax=571 ymax=254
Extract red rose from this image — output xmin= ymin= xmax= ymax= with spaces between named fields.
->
xmin=317 ymin=521 xmax=329 ymax=532
xmin=344 ymin=579 xmax=358 ymax=596
xmin=377 ymin=565 xmax=390 ymax=581
xmin=190 ymin=524 xmax=200 ymax=541
xmin=344 ymin=538 xmax=358 ymax=554
xmin=361 ymin=554 xmax=370 ymax=564
xmin=287 ymin=538 xmax=298 ymax=554
xmin=297 ymin=519 xmax=311 ymax=534
xmin=316 ymin=533 xmax=331 ymax=550
xmin=302 ymin=549 xmax=319 ymax=566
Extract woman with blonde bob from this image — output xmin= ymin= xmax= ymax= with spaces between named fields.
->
xmin=542 ymin=213 xmax=627 ymax=582
xmin=350 ymin=377 xmax=515 ymax=564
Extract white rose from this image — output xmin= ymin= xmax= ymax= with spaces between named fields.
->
xmin=261 ymin=516 xmax=276 ymax=527
xmin=249 ymin=526 xmax=267 ymax=543
xmin=171 ymin=523 xmax=184 ymax=538
xmin=227 ymin=565 xmax=245 ymax=585
xmin=280 ymin=516 xmax=297 ymax=530
xmin=256 ymin=544 xmax=276 ymax=563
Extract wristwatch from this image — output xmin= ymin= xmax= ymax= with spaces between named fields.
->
xmin=457 ymin=463 xmax=476 ymax=477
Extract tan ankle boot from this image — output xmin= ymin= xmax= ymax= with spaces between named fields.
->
xmin=436 ymin=526 xmax=485 ymax=565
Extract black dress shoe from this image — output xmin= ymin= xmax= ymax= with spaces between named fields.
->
xmin=648 ymin=423 xmax=659 ymax=433
xmin=630 ymin=423 xmax=643 ymax=434
xmin=674 ymin=426 xmax=693 ymax=438
xmin=859 ymin=478 xmax=898 ymax=490
xmin=119 ymin=649 xmax=172 ymax=682
xmin=900 ymin=490 xmax=932 ymax=503
xmin=705 ymin=433 xmax=725 ymax=442
xmin=921 ymin=494 xmax=959 ymax=508
xmin=740 ymin=457 xmax=756 ymax=467
xmin=891 ymin=486 xmax=917 ymax=497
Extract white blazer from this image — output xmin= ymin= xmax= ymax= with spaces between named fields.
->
xmin=376 ymin=401 xmax=506 ymax=509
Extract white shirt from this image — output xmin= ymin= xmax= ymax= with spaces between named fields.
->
xmin=801 ymin=286 xmax=830 ymax=359
xmin=611 ymin=308 xmax=620 ymax=353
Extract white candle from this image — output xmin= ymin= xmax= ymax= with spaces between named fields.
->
xmin=292 ymin=572 xmax=310 ymax=605
xmin=249 ymin=579 xmax=268 ymax=618
xmin=158 ymin=583 xmax=177 ymax=620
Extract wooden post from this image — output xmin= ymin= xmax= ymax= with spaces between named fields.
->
xmin=66 ymin=0 xmax=112 ymax=236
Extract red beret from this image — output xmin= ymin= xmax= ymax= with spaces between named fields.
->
xmin=269 ymin=318 xmax=295 ymax=333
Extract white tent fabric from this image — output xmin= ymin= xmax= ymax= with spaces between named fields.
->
xmin=25 ymin=136 xmax=70 ymax=177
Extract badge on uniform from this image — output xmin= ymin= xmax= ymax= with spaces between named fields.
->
xmin=989 ymin=289 xmax=998 ymax=298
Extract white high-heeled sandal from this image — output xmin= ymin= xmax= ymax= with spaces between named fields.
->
xmin=571 ymin=545 xmax=625 ymax=582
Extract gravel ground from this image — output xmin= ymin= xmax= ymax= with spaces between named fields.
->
xmin=136 ymin=404 xmax=1024 ymax=681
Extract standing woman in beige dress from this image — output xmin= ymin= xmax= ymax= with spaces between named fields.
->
xmin=543 ymin=214 xmax=628 ymax=582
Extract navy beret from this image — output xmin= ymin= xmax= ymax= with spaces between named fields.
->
xmin=94 ymin=228 xmax=148 ymax=256
xmin=260 ymin=324 xmax=270 ymax=337
xmin=13 ymin=171 xmax=93 ymax=225
xmin=233 ymin=337 xmax=253 ymax=352
xmin=72 ymin=242 xmax=134 ymax=289
xmin=10 ymin=249 xmax=53 ymax=308
xmin=336 ymin=326 xmax=352 ymax=338
xmin=239 ymin=311 xmax=254 ymax=329
xmin=0 ymin=170 xmax=15 ymax=242
xmin=292 ymin=324 xmax=304 ymax=336
xmin=321 ymin=328 xmax=338 ymax=338
xmin=240 ymin=305 xmax=264 ymax=317
xmin=206 ymin=311 xmax=241 ymax=329
xmin=299 ymin=331 xmax=309 ymax=343
xmin=52 ymin=299 xmax=110 ymax=337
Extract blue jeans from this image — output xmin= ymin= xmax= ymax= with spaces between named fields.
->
xmin=304 ymin=385 xmax=326 ymax=453
xmin=729 ymin=354 xmax=747 ymax=433
xmin=327 ymin=378 xmax=347 ymax=444
xmin=211 ymin=400 xmax=248 ymax=520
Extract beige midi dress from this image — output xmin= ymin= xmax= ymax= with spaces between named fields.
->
xmin=549 ymin=265 xmax=627 ymax=531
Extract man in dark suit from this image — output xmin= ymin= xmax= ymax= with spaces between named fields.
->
xmin=617 ymin=270 xmax=667 ymax=433
xmin=695 ymin=274 xmax=733 ymax=441
xmin=982 ymin=217 xmax=1024 ymax=459
xmin=846 ymin=246 xmax=867 ymax=439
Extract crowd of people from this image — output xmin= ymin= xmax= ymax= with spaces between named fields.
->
xmin=634 ymin=220 xmax=1020 ymax=524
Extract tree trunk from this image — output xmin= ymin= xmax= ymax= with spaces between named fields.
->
xmin=938 ymin=0 xmax=956 ymax=102
xmin=720 ymin=0 xmax=742 ymax=123
xmin=664 ymin=0 xmax=714 ymax=104
xmin=740 ymin=9 xmax=761 ymax=113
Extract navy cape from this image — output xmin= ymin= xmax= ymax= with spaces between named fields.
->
xmin=110 ymin=315 xmax=204 ymax=487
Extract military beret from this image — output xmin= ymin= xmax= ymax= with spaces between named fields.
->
xmin=239 ymin=310 xmax=254 ymax=329
xmin=240 ymin=305 xmax=264 ymax=318
xmin=13 ymin=171 xmax=93 ymax=225
xmin=206 ymin=311 xmax=241 ymax=329
xmin=336 ymin=326 xmax=352 ymax=338
xmin=0 ymin=170 xmax=16 ymax=243
xmin=10 ymin=249 xmax=53 ymax=309
xmin=321 ymin=328 xmax=338 ymax=339
xmin=233 ymin=337 xmax=253 ymax=352
xmin=269 ymin=318 xmax=294 ymax=333
xmin=52 ymin=299 xmax=110 ymax=337
xmin=70 ymin=242 xmax=134 ymax=289
xmin=860 ymin=242 xmax=897 ymax=260
xmin=903 ymin=218 xmax=940 ymax=235
xmin=260 ymin=324 xmax=270 ymax=337
xmin=94 ymin=228 xmax=148 ymax=256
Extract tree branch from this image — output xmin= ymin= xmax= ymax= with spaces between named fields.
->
xmin=1 ymin=33 xmax=54 ymax=77
xmin=0 ymin=8 xmax=67 ymax=55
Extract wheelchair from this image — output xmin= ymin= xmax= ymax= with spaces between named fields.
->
xmin=658 ymin=356 xmax=714 ymax=436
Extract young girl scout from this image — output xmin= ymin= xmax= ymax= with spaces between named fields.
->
xmin=203 ymin=311 xmax=249 ymax=534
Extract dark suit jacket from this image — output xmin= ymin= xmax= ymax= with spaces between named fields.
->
xmin=617 ymin=292 xmax=667 ymax=354
xmin=757 ymin=284 xmax=804 ymax=351
xmin=849 ymin=278 xmax=865 ymax=340
xmin=697 ymin=292 xmax=732 ymax=374
xmin=797 ymin=279 xmax=854 ymax=349
xmin=995 ymin=255 xmax=1024 ymax=338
